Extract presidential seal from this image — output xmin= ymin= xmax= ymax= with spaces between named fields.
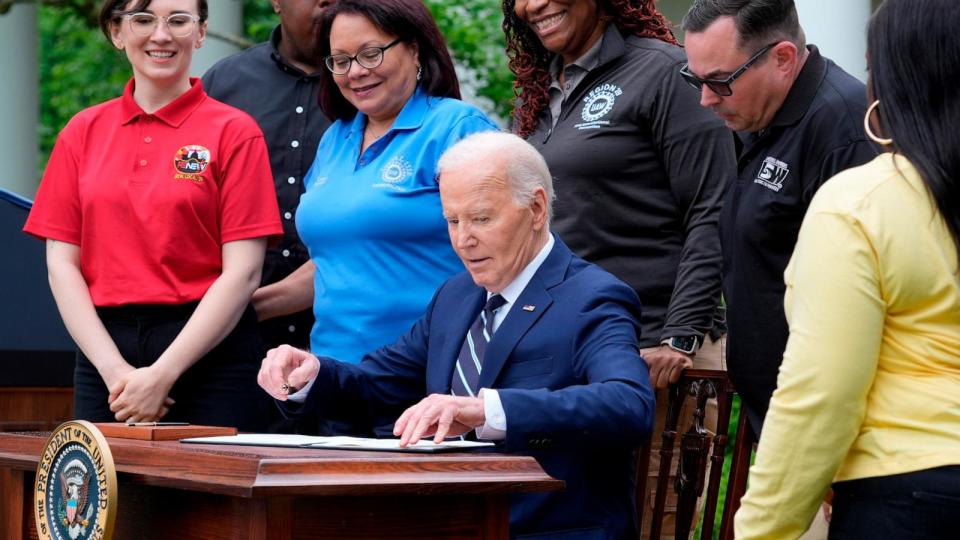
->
xmin=35 ymin=421 xmax=117 ymax=540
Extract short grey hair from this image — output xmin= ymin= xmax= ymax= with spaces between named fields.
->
xmin=437 ymin=131 xmax=555 ymax=221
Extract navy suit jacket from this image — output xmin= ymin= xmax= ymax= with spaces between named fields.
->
xmin=294 ymin=237 xmax=654 ymax=539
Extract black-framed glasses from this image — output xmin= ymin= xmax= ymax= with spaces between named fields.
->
xmin=324 ymin=38 xmax=402 ymax=75
xmin=120 ymin=12 xmax=201 ymax=38
xmin=679 ymin=42 xmax=779 ymax=97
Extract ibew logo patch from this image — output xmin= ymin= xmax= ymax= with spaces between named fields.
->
xmin=575 ymin=83 xmax=622 ymax=130
xmin=754 ymin=156 xmax=790 ymax=192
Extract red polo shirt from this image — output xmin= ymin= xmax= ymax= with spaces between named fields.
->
xmin=25 ymin=78 xmax=282 ymax=306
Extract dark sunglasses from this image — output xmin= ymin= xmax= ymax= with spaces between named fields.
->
xmin=679 ymin=42 xmax=780 ymax=97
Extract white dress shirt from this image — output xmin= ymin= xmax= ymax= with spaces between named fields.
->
xmin=475 ymin=234 xmax=554 ymax=439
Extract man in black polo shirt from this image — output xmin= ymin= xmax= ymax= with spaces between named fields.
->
xmin=680 ymin=0 xmax=878 ymax=438
xmin=202 ymin=0 xmax=332 ymax=353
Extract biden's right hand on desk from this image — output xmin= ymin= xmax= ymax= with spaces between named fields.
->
xmin=258 ymin=344 xmax=320 ymax=401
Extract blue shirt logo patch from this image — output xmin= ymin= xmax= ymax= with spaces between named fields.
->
xmin=375 ymin=156 xmax=414 ymax=190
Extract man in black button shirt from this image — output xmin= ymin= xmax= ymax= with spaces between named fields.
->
xmin=681 ymin=0 xmax=878 ymax=438
xmin=202 ymin=0 xmax=332 ymax=353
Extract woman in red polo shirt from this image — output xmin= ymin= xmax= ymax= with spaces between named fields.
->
xmin=23 ymin=0 xmax=282 ymax=430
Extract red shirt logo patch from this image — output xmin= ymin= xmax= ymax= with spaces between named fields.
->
xmin=173 ymin=145 xmax=210 ymax=183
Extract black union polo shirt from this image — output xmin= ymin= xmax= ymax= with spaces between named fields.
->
xmin=721 ymin=46 xmax=879 ymax=433
xmin=529 ymin=27 xmax=733 ymax=349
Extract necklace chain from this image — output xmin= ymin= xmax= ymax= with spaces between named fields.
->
xmin=365 ymin=123 xmax=388 ymax=141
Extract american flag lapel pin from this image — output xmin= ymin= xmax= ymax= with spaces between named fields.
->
xmin=522 ymin=304 xmax=536 ymax=312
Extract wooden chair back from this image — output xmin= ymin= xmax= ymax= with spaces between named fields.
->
xmin=635 ymin=369 xmax=755 ymax=539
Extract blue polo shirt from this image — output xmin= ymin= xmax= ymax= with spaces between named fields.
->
xmin=298 ymin=88 xmax=498 ymax=362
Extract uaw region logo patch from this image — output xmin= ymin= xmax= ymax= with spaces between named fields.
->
xmin=754 ymin=156 xmax=791 ymax=192
xmin=373 ymin=155 xmax=414 ymax=191
xmin=576 ymin=83 xmax=623 ymax=130
xmin=35 ymin=421 xmax=117 ymax=540
xmin=173 ymin=145 xmax=211 ymax=184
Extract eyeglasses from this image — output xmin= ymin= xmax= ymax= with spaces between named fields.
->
xmin=324 ymin=39 xmax=402 ymax=75
xmin=121 ymin=12 xmax=201 ymax=38
xmin=679 ymin=42 xmax=780 ymax=97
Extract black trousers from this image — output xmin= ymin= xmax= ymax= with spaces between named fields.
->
xmin=74 ymin=302 xmax=270 ymax=432
xmin=830 ymin=465 xmax=960 ymax=539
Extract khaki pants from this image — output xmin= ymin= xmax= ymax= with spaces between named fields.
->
xmin=641 ymin=334 xmax=725 ymax=539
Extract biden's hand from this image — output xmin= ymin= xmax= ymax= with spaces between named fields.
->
xmin=393 ymin=394 xmax=486 ymax=447
xmin=258 ymin=344 xmax=320 ymax=401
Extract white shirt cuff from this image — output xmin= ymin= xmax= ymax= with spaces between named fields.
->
xmin=285 ymin=371 xmax=318 ymax=403
xmin=476 ymin=388 xmax=506 ymax=440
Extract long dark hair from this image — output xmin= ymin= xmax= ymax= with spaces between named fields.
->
xmin=316 ymin=0 xmax=461 ymax=122
xmin=502 ymin=0 xmax=677 ymax=137
xmin=868 ymin=0 xmax=960 ymax=258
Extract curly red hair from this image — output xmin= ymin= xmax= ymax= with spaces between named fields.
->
xmin=502 ymin=0 xmax=678 ymax=137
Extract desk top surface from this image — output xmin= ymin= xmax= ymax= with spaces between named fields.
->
xmin=0 ymin=431 xmax=561 ymax=498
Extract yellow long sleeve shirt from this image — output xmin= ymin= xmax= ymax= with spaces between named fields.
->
xmin=734 ymin=153 xmax=960 ymax=539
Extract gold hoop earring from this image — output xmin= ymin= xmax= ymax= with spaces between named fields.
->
xmin=864 ymin=100 xmax=893 ymax=146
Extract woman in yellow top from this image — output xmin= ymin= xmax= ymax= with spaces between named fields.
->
xmin=734 ymin=0 xmax=960 ymax=538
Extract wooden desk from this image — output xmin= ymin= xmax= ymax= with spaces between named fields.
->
xmin=0 ymin=431 xmax=561 ymax=539
xmin=0 ymin=387 xmax=73 ymax=433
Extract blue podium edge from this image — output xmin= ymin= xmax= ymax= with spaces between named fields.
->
xmin=0 ymin=188 xmax=32 ymax=210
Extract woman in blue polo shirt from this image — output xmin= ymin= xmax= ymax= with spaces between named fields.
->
xmin=253 ymin=0 xmax=497 ymax=365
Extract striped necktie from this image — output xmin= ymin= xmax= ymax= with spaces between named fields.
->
xmin=450 ymin=294 xmax=507 ymax=397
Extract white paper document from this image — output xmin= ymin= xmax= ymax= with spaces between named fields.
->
xmin=180 ymin=433 xmax=495 ymax=453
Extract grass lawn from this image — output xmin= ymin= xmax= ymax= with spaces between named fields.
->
xmin=693 ymin=396 xmax=752 ymax=540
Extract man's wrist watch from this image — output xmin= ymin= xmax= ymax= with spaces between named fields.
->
xmin=661 ymin=336 xmax=699 ymax=355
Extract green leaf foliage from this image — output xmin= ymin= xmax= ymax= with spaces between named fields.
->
xmin=240 ymin=0 xmax=274 ymax=44
xmin=38 ymin=5 xmax=128 ymax=170
xmin=423 ymin=0 xmax=513 ymax=122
